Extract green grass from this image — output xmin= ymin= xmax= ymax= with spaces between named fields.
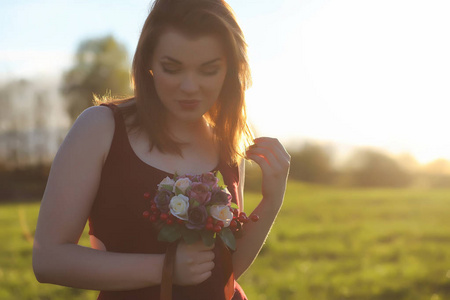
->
xmin=1 ymin=182 xmax=450 ymax=299
xmin=241 ymin=182 xmax=450 ymax=300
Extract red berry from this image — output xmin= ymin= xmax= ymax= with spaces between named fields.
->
xmin=142 ymin=211 xmax=150 ymax=218
xmin=206 ymin=223 xmax=214 ymax=231
xmin=166 ymin=219 xmax=174 ymax=225
xmin=250 ymin=214 xmax=260 ymax=222
xmin=207 ymin=216 xmax=214 ymax=224
xmin=160 ymin=213 xmax=168 ymax=221
xmin=149 ymin=215 xmax=158 ymax=222
xmin=233 ymin=209 xmax=239 ymax=217
xmin=213 ymin=225 xmax=222 ymax=233
xmin=239 ymin=212 xmax=247 ymax=218
xmin=216 ymin=221 xmax=224 ymax=228
xmin=238 ymin=216 xmax=246 ymax=223
xmin=151 ymin=206 xmax=158 ymax=212
xmin=230 ymin=220 xmax=237 ymax=228
xmin=144 ymin=192 xmax=151 ymax=199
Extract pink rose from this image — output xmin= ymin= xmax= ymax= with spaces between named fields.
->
xmin=186 ymin=174 xmax=202 ymax=182
xmin=201 ymin=172 xmax=219 ymax=189
xmin=188 ymin=182 xmax=212 ymax=205
xmin=210 ymin=188 xmax=232 ymax=206
xmin=186 ymin=205 xmax=208 ymax=230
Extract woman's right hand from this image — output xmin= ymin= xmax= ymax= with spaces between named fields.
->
xmin=173 ymin=240 xmax=215 ymax=286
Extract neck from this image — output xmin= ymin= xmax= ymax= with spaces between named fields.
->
xmin=167 ymin=117 xmax=211 ymax=144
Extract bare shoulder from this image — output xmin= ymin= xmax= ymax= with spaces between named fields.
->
xmin=72 ymin=105 xmax=114 ymax=134
xmin=65 ymin=106 xmax=115 ymax=161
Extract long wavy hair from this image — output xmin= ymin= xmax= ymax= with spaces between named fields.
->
xmin=102 ymin=0 xmax=253 ymax=165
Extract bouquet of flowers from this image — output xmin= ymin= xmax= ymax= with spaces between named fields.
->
xmin=142 ymin=171 xmax=259 ymax=251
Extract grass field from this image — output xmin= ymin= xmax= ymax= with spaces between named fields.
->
xmin=1 ymin=181 xmax=450 ymax=299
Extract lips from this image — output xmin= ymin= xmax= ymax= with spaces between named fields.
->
xmin=178 ymin=100 xmax=200 ymax=110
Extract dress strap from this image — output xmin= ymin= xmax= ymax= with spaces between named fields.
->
xmin=99 ymin=103 xmax=128 ymax=139
xmin=98 ymin=102 xmax=134 ymax=164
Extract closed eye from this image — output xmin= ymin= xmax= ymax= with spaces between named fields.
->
xmin=161 ymin=63 xmax=181 ymax=74
xmin=163 ymin=67 xmax=180 ymax=74
xmin=201 ymin=66 xmax=220 ymax=76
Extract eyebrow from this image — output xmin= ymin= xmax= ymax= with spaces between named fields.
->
xmin=161 ymin=56 xmax=222 ymax=66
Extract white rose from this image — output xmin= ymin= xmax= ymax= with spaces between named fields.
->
xmin=169 ymin=195 xmax=189 ymax=220
xmin=173 ymin=177 xmax=192 ymax=194
xmin=210 ymin=205 xmax=233 ymax=227
xmin=158 ymin=176 xmax=175 ymax=191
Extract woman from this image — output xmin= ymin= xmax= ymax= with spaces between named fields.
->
xmin=32 ymin=0 xmax=290 ymax=299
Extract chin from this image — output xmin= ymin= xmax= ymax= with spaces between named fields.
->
xmin=172 ymin=112 xmax=205 ymax=123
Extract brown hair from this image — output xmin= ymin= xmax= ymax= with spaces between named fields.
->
xmin=102 ymin=0 xmax=253 ymax=164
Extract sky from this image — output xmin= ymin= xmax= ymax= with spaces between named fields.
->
xmin=1 ymin=0 xmax=450 ymax=163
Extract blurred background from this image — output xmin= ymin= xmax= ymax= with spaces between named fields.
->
xmin=1 ymin=0 xmax=450 ymax=299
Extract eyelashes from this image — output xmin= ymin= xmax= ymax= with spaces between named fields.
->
xmin=202 ymin=69 xmax=219 ymax=76
xmin=161 ymin=66 xmax=220 ymax=76
xmin=162 ymin=67 xmax=179 ymax=74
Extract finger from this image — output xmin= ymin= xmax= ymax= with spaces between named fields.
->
xmin=253 ymin=138 xmax=290 ymax=161
xmin=250 ymin=141 xmax=290 ymax=169
xmin=195 ymin=270 xmax=212 ymax=284
xmin=246 ymin=152 xmax=271 ymax=173
xmin=197 ymin=242 xmax=215 ymax=251
xmin=188 ymin=240 xmax=214 ymax=251
xmin=249 ymin=139 xmax=289 ymax=167
xmin=246 ymin=146 xmax=278 ymax=166
xmin=196 ymin=250 xmax=215 ymax=264
xmin=193 ymin=261 xmax=215 ymax=274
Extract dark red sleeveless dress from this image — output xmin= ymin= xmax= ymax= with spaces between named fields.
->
xmin=88 ymin=103 xmax=247 ymax=300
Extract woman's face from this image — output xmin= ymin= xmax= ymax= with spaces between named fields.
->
xmin=151 ymin=28 xmax=227 ymax=123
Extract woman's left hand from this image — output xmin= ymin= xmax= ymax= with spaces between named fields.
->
xmin=245 ymin=137 xmax=291 ymax=204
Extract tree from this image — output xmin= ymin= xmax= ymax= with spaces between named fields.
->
xmin=61 ymin=35 xmax=132 ymax=121
xmin=289 ymin=142 xmax=334 ymax=184
xmin=344 ymin=148 xmax=412 ymax=187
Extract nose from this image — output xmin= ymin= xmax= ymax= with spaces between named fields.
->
xmin=179 ymin=73 xmax=199 ymax=94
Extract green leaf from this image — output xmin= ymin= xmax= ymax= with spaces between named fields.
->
xmin=161 ymin=184 xmax=173 ymax=192
xmin=181 ymin=227 xmax=200 ymax=244
xmin=219 ymin=227 xmax=236 ymax=251
xmin=190 ymin=199 xmax=200 ymax=208
xmin=230 ymin=202 xmax=239 ymax=209
xmin=200 ymin=230 xmax=216 ymax=247
xmin=158 ymin=224 xmax=182 ymax=243
xmin=216 ymin=171 xmax=227 ymax=189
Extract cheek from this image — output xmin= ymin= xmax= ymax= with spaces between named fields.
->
xmin=206 ymin=74 xmax=227 ymax=96
xmin=154 ymin=74 xmax=178 ymax=96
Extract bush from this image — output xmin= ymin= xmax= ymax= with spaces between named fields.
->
xmin=0 ymin=164 xmax=49 ymax=202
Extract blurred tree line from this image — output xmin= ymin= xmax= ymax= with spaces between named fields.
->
xmin=0 ymin=35 xmax=449 ymax=202
xmin=0 ymin=35 xmax=131 ymax=201
xmin=245 ymin=142 xmax=450 ymax=192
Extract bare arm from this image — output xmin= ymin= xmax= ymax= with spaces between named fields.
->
xmin=232 ymin=138 xmax=290 ymax=279
xmin=32 ymin=106 xmax=167 ymax=290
